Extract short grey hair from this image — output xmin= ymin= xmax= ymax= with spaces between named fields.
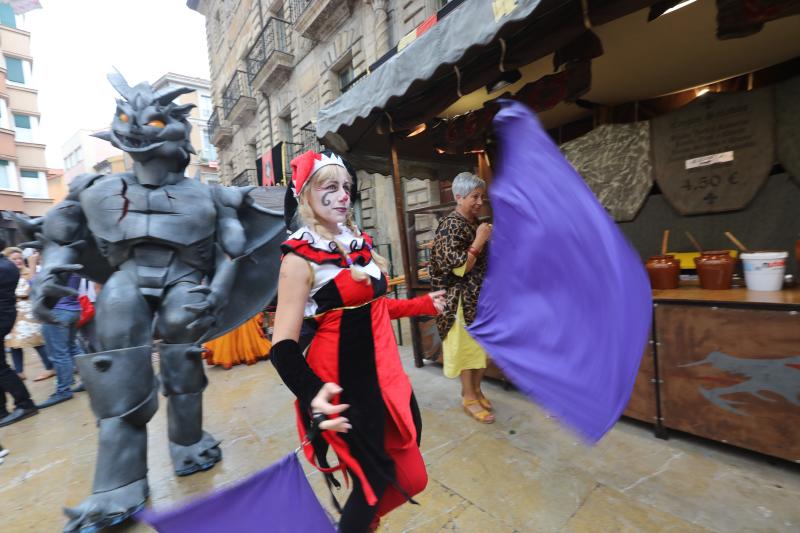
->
xmin=451 ymin=172 xmax=485 ymax=198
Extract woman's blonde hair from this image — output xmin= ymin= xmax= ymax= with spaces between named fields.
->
xmin=298 ymin=165 xmax=389 ymax=281
xmin=2 ymin=246 xmax=30 ymax=278
xmin=2 ymin=246 xmax=23 ymax=257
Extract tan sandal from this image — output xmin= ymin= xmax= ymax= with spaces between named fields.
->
xmin=463 ymin=399 xmax=495 ymax=424
xmin=477 ymin=391 xmax=493 ymax=411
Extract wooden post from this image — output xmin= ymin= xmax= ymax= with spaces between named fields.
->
xmin=390 ymin=135 xmax=414 ymax=291
xmin=389 ymin=135 xmax=424 ymax=367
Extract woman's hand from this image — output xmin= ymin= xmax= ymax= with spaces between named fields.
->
xmin=310 ymin=382 xmax=352 ymax=433
xmin=474 ymin=222 xmax=493 ymax=248
xmin=429 ymin=289 xmax=446 ymax=314
xmin=28 ymin=250 xmax=39 ymax=271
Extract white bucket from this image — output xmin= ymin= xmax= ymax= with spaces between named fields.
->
xmin=740 ymin=251 xmax=788 ymax=291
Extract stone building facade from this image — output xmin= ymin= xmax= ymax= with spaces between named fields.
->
xmin=188 ymin=0 xmax=449 ymax=267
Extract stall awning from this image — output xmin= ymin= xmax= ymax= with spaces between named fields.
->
xmin=317 ymin=0 xmax=660 ymax=154
xmin=317 ymin=0 xmax=552 ymax=153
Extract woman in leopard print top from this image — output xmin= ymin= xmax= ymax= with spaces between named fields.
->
xmin=429 ymin=172 xmax=495 ymax=424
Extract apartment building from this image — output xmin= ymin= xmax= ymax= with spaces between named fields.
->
xmin=151 ymin=72 xmax=220 ymax=185
xmin=0 ymin=3 xmax=52 ymax=238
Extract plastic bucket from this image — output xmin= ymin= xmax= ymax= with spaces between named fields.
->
xmin=740 ymin=251 xmax=788 ymax=291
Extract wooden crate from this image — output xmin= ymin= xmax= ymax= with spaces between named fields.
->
xmin=623 ymin=342 xmax=658 ymax=424
xmin=655 ymin=304 xmax=800 ymax=462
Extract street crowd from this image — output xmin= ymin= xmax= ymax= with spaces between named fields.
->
xmin=0 ymin=239 xmax=99 ymax=462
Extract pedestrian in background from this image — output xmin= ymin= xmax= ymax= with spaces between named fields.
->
xmin=2 ymin=247 xmax=53 ymax=381
xmin=429 ymin=172 xmax=495 ymax=424
xmin=37 ymin=273 xmax=85 ymax=408
xmin=0 ymin=237 xmax=38 ymax=427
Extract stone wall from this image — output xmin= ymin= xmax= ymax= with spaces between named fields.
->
xmin=197 ymin=0 xmax=445 ymax=277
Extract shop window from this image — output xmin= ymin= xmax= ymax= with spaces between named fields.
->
xmin=0 ymin=4 xmax=15 ymax=28
xmin=5 ymin=56 xmax=25 ymax=84
xmin=0 ymin=160 xmax=10 ymax=189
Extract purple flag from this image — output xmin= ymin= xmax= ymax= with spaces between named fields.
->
xmin=136 ymin=453 xmax=336 ymax=532
xmin=468 ymin=100 xmax=652 ymax=443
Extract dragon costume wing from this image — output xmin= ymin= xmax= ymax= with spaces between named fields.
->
xmin=200 ymin=197 xmax=286 ymax=343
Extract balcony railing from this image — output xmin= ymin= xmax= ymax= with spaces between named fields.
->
xmin=222 ymin=70 xmax=252 ymax=118
xmin=208 ymin=108 xmax=220 ymax=141
xmin=231 ymin=169 xmax=257 ymax=187
xmin=286 ymin=0 xmax=311 ymax=22
xmin=300 ymin=123 xmax=320 ymax=153
xmin=288 ymin=0 xmax=349 ymax=41
xmin=208 ymin=107 xmax=233 ymax=147
xmin=246 ymin=17 xmax=292 ymax=84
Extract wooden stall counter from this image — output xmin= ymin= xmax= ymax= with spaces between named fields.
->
xmin=652 ymin=286 xmax=800 ymax=306
xmin=646 ymin=286 xmax=800 ymax=463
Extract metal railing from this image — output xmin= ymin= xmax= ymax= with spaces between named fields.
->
xmin=231 ymin=169 xmax=257 ymax=187
xmin=286 ymin=0 xmax=312 ymax=22
xmin=208 ymin=108 xmax=221 ymax=140
xmin=300 ymin=122 xmax=320 ymax=153
xmin=222 ymin=71 xmax=252 ymax=118
xmin=246 ymin=17 xmax=292 ymax=84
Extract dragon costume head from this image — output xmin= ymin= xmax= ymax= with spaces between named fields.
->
xmin=94 ymin=70 xmax=197 ymax=175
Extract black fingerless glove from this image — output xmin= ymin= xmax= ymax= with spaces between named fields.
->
xmin=270 ymin=339 xmax=325 ymax=408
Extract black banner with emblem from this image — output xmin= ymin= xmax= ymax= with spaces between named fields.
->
xmin=651 ymin=89 xmax=774 ymax=215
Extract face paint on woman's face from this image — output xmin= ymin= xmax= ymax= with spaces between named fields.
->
xmin=308 ymin=166 xmax=352 ymax=230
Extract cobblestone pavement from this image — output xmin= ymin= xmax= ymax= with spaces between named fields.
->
xmin=2 ymin=346 xmax=799 ymax=532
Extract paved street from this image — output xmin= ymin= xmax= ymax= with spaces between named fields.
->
xmin=2 ymin=345 xmax=799 ymax=532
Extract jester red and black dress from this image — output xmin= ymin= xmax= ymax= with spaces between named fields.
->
xmin=281 ymin=225 xmax=436 ymax=518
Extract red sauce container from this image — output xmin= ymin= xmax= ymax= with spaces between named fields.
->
xmin=646 ymin=255 xmax=680 ymax=290
xmin=694 ymin=250 xmax=735 ymax=290
xmin=795 ymin=238 xmax=799 ymax=273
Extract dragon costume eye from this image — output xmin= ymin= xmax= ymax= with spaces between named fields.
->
xmin=147 ymin=119 xmax=166 ymax=129
xmin=118 ymin=113 xmax=129 ymax=123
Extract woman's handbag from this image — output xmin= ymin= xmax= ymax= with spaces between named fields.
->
xmin=77 ymin=294 xmax=95 ymax=328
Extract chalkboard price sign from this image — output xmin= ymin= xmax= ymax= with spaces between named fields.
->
xmin=651 ymin=89 xmax=774 ymax=215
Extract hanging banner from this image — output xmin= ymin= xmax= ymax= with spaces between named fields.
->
xmin=776 ymin=75 xmax=800 ymax=185
xmin=650 ymin=89 xmax=774 ymax=215
xmin=260 ymin=150 xmax=275 ymax=186
xmin=561 ymin=122 xmax=653 ymax=222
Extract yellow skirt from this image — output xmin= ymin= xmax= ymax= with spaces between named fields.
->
xmin=203 ymin=314 xmax=272 ymax=369
xmin=442 ymin=300 xmax=487 ymax=379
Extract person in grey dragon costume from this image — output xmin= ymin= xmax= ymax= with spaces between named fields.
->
xmin=15 ymin=72 xmax=284 ymax=533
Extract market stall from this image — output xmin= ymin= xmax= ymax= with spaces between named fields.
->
xmin=314 ymin=0 xmax=800 ymax=459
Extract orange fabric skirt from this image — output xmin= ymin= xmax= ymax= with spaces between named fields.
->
xmin=203 ymin=314 xmax=272 ymax=369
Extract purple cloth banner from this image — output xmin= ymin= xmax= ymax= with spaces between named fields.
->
xmin=136 ymin=453 xmax=336 ymax=533
xmin=468 ymin=100 xmax=652 ymax=443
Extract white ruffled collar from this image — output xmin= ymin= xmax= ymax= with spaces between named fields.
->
xmin=289 ymin=225 xmax=368 ymax=254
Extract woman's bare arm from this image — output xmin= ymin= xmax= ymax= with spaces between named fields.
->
xmin=271 ymin=253 xmax=312 ymax=344
xmin=270 ymin=253 xmax=351 ymax=433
